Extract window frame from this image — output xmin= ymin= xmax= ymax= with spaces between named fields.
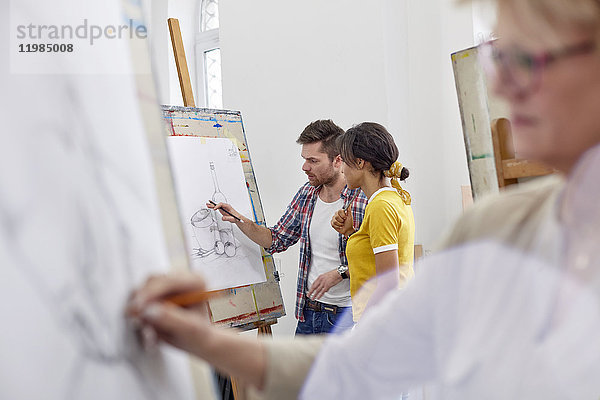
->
xmin=195 ymin=0 xmax=222 ymax=109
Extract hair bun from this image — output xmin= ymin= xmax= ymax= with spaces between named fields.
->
xmin=400 ymin=167 xmax=409 ymax=181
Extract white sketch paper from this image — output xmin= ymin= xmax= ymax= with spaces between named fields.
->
xmin=0 ymin=1 xmax=197 ymax=399
xmin=167 ymin=137 xmax=267 ymax=290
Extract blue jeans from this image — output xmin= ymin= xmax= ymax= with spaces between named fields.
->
xmin=295 ymin=305 xmax=354 ymax=335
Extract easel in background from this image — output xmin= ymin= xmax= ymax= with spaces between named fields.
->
xmin=491 ymin=117 xmax=555 ymax=188
xmin=460 ymin=118 xmax=556 ymax=209
xmin=168 ymin=17 xmax=279 ymax=400
xmin=452 ymin=45 xmax=555 ymax=205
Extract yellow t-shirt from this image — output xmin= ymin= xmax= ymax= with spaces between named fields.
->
xmin=346 ymin=187 xmax=415 ymax=321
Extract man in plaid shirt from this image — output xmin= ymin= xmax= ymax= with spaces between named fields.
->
xmin=210 ymin=120 xmax=367 ymax=335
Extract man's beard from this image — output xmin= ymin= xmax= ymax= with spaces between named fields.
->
xmin=309 ymin=170 xmax=337 ymax=187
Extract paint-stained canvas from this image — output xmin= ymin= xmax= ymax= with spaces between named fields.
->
xmin=451 ymin=45 xmax=511 ymax=200
xmin=162 ymin=106 xmax=285 ymax=328
xmin=167 ymin=137 xmax=267 ymax=290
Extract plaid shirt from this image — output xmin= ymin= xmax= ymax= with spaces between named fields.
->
xmin=267 ymin=182 xmax=368 ymax=322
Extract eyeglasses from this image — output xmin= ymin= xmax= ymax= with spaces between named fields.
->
xmin=478 ymin=39 xmax=596 ymax=94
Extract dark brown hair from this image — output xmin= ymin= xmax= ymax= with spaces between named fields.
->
xmin=339 ymin=122 xmax=409 ymax=181
xmin=296 ymin=119 xmax=345 ymax=161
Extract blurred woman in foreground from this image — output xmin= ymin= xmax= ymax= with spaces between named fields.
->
xmin=128 ymin=0 xmax=600 ymax=398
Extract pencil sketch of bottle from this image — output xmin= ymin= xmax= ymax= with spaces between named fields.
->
xmin=190 ymin=161 xmax=237 ymax=258
xmin=210 ymin=161 xmax=236 ymax=257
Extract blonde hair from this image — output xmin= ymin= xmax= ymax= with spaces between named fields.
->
xmin=468 ymin=0 xmax=600 ymax=43
xmin=511 ymin=0 xmax=599 ymax=39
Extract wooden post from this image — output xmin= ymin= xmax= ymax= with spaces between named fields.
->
xmin=168 ymin=18 xmax=196 ymax=107
xmin=414 ymin=244 xmax=424 ymax=261
xmin=491 ymin=118 xmax=517 ymax=187
xmin=257 ymin=324 xmax=273 ymax=335
xmin=461 ymin=185 xmax=474 ymax=210
xmin=491 ymin=118 xmax=554 ymax=188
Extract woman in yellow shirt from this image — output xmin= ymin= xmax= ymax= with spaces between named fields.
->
xmin=331 ymin=122 xmax=415 ymax=321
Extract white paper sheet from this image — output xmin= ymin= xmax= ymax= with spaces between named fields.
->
xmin=0 ymin=1 xmax=197 ymax=399
xmin=167 ymin=136 xmax=267 ymax=290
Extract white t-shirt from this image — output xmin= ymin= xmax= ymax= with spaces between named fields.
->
xmin=307 ymin=196 xmax=351 ymax=307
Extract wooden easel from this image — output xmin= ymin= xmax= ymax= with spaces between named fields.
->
xmin=459 ymin=117 xmax=556 ymax=210
xmin=168 ymin=18 xmax=196 ymax=107
xmin=491 ymin=117 xmax=555 ymax=188
xmin=168 ymin=17 xmax=274 ymax=400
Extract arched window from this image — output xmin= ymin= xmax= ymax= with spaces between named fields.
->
xmin=196 ymin=0 xmax=223 ymax=109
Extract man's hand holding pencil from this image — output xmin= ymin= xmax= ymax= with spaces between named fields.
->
xmin=207 ymin=200 xmax=244 ymax=223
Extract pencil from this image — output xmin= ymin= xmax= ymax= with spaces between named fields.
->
xmin=164 ymin=290 xmax=221 ymax=307
xmin=208 ymin=200 xmax=243 ymax=222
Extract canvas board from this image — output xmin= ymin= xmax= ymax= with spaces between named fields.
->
xmin=0 ymin=0 xmax=206 ymax=398
xmin=162 ymin=106 xmax=286 ymax=328
xmin=452 ymin=45 xmax=512 ymax=200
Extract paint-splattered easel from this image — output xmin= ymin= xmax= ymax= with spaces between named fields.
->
xmin=168 ymin=18 xmax=278 ymax=400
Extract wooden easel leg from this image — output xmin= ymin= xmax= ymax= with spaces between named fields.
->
xmin=167 ymin=18 xmax=196 ymax=107
xmin=230 ymin=378 xmax=241 ymax=400
xmin=257 ymin=324 xmax=272 ymax=335
xmin=228 ymin=322 xmax=274 ymax=399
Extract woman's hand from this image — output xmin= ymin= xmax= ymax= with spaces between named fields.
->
xmin=126 ymin=272 xmax=212 ymax=356
xmin=331 ymin=209 xmax=355 ymax=238
xmin=126 ymin=272 xmax=268 ymax=390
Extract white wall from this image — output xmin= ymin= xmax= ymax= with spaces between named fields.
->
xmin=220 ymin=0 xmax=393 ymax=336
xmin=472 ymin=0 xmax=497 ymax=42
xmin=149 ymin=0 xmax=198 ymax=105
xmin=149 ymin=0 xmax=474 ymax=336
xmin=167 ymin=0 xmax=198 ymax=106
